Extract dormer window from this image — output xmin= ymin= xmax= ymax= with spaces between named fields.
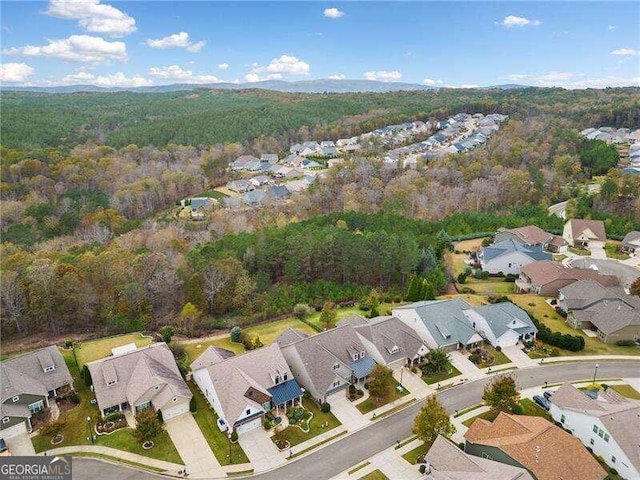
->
xmin=2 ymin=417 xmax=9 ymax=424
xmin=390 ymin=346 xmax=399 ymax=354
xmin=359 ymin=351 xmax=366 ymax=359
xmin=283 ymin=373 xmax=288 ymax=381
xmin=43 ymin=365 xmax=55 ymax=373
xmin=274 ymin=375 xmax=280 ymax=385
xmin=333 ymin=363 xmax=340 ymax=370
xmin=352 ymin=354 xmax=358 ymax=361
xmin=12 ymin=396 xmax=19 ymax=402
xmin=107 ymin=380 xmax=117 ymax=386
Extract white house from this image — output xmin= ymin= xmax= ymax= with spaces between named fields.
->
xmin=549 ymin=383 xmax=640 ymax=480
xmin=478 ymin=239 xmax=552 ymax=275
xmin=462 ymin=302 xmax=537 ymax=348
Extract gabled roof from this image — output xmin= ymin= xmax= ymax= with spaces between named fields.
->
xmin=469 ymin=303 xmax=537 ymax=339
xmin=481 ymin=239 xmax=552 ymax=263
xmin=1 ymin=346 xmax=73 ymax=404
xmin=521 ymin=261 xmax=618 ymax=288
xmin=276 ymin=328 xmax=309 ymax=347
xmin=394 ymin=299 xmax=482 ymax=348
xmin=550 ymin=383 xmax=640 ymax=472
xmin=498 ymin=225 xmax=553 ymax=246
xmin=191 ymin=343 xmax=292 ymax=423
xmin=622 ymin=231 xmax=640 ymax=248
xmin=424 ymin=435 xmax=534 ymax=480
xmin=566 ymin=219 xmax=606 ymax=242
xmin=87 ymin=343 xmax=191 ymax=413
xmin=559 ymin=280 xmax=638 ymax=311
xmin=465 ymin=412 xmax=606 ymax=480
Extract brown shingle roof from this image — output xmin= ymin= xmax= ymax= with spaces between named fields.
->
xmin=521 ymin=261 xmax=618 ymax=288
xmin=501 ymin=225 xmax=554 ymax=246
xmin=464 ymin=412 xmax=606 ymax=480
xmin=567 ymin=219 xmax=607 ymax=242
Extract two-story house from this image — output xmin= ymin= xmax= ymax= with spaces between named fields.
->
xmin=516 ymin=260 xmax=618 ymax=296
xmin=478 ymin=239 xmax=552 ymax=275
xmin=190 ymin=343 xmax=304 ymax=435
xmin=1 ymin=346 xmax=73 ymax=446
xmin=549 ymin=383 xmax=640 ymax=480
xmin=87 ymin=343 xmax=191 ymax=420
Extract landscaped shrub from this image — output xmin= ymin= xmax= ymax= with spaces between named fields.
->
xmin=160 ymin=326 xmax=174 ymax=344
xmin=419 ymin=465 xmax=426 ymax=474
xmin=550 ymin=348 xmax=561 ymax=357
xmin=505 ymin=274 xmax=518 ymax=282
xmin=512 ymin=404 xmax=524 ymax=415
xmin=230 ymin=326 xmax=241 ymax=343
xmin=40 ymin=419 xmax=66 ymax=437
xmin=106 ymin=412 xmax=121 ymax=422
xmin=230 ymin=430 xmax=238 ymax=442
xmin=457 ymin=272 xmax=468 ymax=284
xmin=458 ymin=442 xmax=465 ymax=450
xmin=321 ymin=402 xmax=331 ymax=413
xmin=530 ymin=315 xmax=585 ymax=352
xmin=481 ymin=271 xmax=490 ymax=279
xmin=495 ymin=345 xmax=502 ymax=352
xmin=71 ymin=392 xmax=80 ymax=404
xmin=469 ymin=353 xmax=481 ymax=364
xmin=156 ymin=410 xmax=164 ymax=424
xmin=64 ymin=339 xmax=73 ymax=349
xmin=609 ymin=468 xmax=618 ymax=476
xmin=474 ymin=269 xmax=484 ymax=279
xmin=616 ymin=339 xmax=635 ymax=346
xmin=293 ymin=303 xmax=312 ymax=320
xmin=189 ymin=396 xmax=197 ymax=413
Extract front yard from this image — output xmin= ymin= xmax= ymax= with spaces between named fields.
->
xmin=187 ymin=381 xmax=249 ymax=465
xmin=508 ymin=295 xmax=640 ymax=357
xmin=604 ymin=241 xmax=629 ymax=260
xmin=609 ymin=384 xmax=640 ymax=400
xmin=472 ymin=344 xmax=511 ymax=369
xmin=271 ymin=395 xmax=341 ymax=447
xmin=422 ymin=362 xmax=461 ymax=385
xmin=359 ymin=470 xmax=389 ymax=480
xmin=356 ymin=378 xmax=409 ymax=414
xmin=74 ymin=333 xmax=153 ymax=368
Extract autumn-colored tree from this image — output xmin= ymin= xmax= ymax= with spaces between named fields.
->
xmin=413 ymin=395 xmax=456 ymax=446
xmin=367 ymin=365 xmax=395 ymax=406
xmin=319 ymin=301 xmax=338 ymax=329
xmin=483 ymin=375 xmax=520 ymax=413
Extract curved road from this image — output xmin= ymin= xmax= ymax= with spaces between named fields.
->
xmin=73 ymin=360 xmax=640 ymax=480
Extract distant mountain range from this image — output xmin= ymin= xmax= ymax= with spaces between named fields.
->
xmin=1 ymin=79 xmax=531 ymax=94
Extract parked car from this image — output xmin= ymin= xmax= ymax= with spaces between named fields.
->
xmin=217 ymin=418 xmax=228 ymax=432
xmin=533 ymin=395 xmax=550 ymax=411
xmin=543 ymin=390 xmax=554 ymax=401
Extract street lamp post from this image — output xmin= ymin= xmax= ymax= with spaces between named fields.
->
xmin=228 ymin=432 xmax=232 ymax=464
xmin=593 ymin=363 xmax=599 ymax=385
xmin=400 ymin=366 xmax=404 ymax=388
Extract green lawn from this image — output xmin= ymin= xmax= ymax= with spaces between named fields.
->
xmin=553 ymin=254 xmax=568 ymax=262
xmin=518 ymin=398 xmax=552 ymax=421
xmin=75 ymin=333 xmax=153 ymax=368
xmin=187 ymin=381 xmax=249 ymax=465
xmin=476 ymin=344 xmax=511 ymax=368
xmin=508 ymin=295 xmax=640 ymax=356
xmin=401 ymin=443 xmax=427 ymax=464
xmin=182 ymin=318 xmax=317 ymax=364
xmin=461 ymin=278 xmax=516 ymax=295
xmin=568 ymin=246 xmax=591 ymax=256
xmin=462 ymin=409 xmax=499 ymax=427
xmin=32 ymin=348 xmax=183 ymax=465
xmin=304 ymin=304 xmax=397 ymax=331
xmin=422 ymin=363 xmax=461 ymax=385
xmin=359 ymin=469 xmax=389 ymax=480
xmin=604 ymin=241 xmax=629 ymax=260
xmin=193 ymin=190 xmax=228 ymax=199
xmin=609 ymin=384 xmax=640 ymax=400
xmin=271 ymin=396 xmax=341 ymax=447
xmin=356 ymin=378 xmax=409 ymax=414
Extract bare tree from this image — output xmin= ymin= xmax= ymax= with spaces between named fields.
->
xmin=1 ymin=271 xmax=28 ymax=336
xmin=202 ymin=264 xmax=229 ymax=314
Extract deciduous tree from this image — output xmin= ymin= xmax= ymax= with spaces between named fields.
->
xmin=413 ymin=395 xmax=456 ymax=446
xmin=482 ymin=375 xmax=520 ymax=413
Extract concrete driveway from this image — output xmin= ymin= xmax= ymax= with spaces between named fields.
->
xmin=165 ymin=413 xmax=224 ymax=478
xmin=237 ymin=427 xmax=284 ymax=473
xmin=589 ymin=244 xmax=607 ymax=259
xmin=327 ymin=393 xmax=368 ymax=431
xmin=502 ymin=345 xmax=538 ymax=369
xmin=5 ymin=432 xmax=36 ymax=456
xmin=449 ymin=351 xmax=484 ymax=380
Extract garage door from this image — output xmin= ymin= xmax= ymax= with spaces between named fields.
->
xmin=162 ymin=402 xmax=189 ymax=421
xmin=235 ymin=417 xmax=262 ymax=435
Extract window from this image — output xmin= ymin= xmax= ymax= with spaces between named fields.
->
xmin=28 ymin=401 xmax=44 ymax=414
xmin=332 ymin=363 xmax=340 ymax=370
xmin=2 ymin=417 xmax=9 ymax=424
xmin=12 ymin=396 xmax=19 ymax=402
xmin=43 ymin=365 xmax=55 ymax=373
xmin=508 ymin=263 xmax=512 ymax=268
xmin=598 ymin=428 xmax=604 ymax=438
xmin=332 ymin=380 xmax=340 ymax=387
xmin=593 ymin=425 xmax=599 ymax=434
xmin=274 ymin=375 xmax=280 ymax=385
xmin=172 ymin=397 xmax=177 ymax=402
xmin=246 ymin=409 xmax=251 ymax=415
xmin=352 ymin=354 xmax=358 ymax=361
xmin=604 ymin=433 xmax=609 ymax=442
xmin=590 ymin=438 xmax=595 ymax=446
xmin=611 ymin=456 xmax=616 ymax=463
xmin=360 ymin=351 xmax=366 ymax=359
xmin=560 ymin=414 xmax=566 ymax=424
xmin=283 ymin=373 xmax=288 ymax=381
xmin=107 ymin=380 xmax=117 ymax=386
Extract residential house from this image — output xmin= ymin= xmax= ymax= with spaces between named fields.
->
xmin=284 ymin=154 xmax=306 ymax=167
xmin=87 ymin=343 xmax=192 ymax=420
xmin=189 ymin=197 xmax=217 ymax=220
xmin=289 ymin=143 xmax=303 ymax=154
xmin=1 ymin=346 xmax=73 ymax=443
xmin=549 ymin=383 xmax=640 ymax=480
xmin=392 ymin=299 xmax=483 ymax=352
xmin=558 ymin=280 xmax=640 ymax=343
xmin=249 ymin=175 xmax=271 ymax=187
xmin=494 ymin=225 xmax=555 ymax=249
xmin=226 ymin=179 xmax=255 ymax=193
xmin=191 ymin=343 xmax=304 ymax=435
xmin=621 ymin=231 xmax=640 ymax=255
xmin=277 ymin=326 xmax=376 ymax=404
xmin=563 ymin=219 xmax=607 ymax=248
xmin=260 ymin=153 xmax=279 ymax=163
xmin=464 ymin=412 xmax=606 ymax=480
xmin=516 ymin=260 xmax=619 ymax=296
xmin=266 ymin=185 xmax=291 ymax=201
xmin=338 ymin=315 xmax=429 ymax=369
xmin=230 ymin=155 xmax=260 ymax=171
xmin=463 ymin=302 xmax=537 ymax=348
xmin=478 ymin=239 xmax=552 ymax=275
xmin=423 ymin=435 xmax=534 ymax=480
xmin=242 ymin=190 xmax=267 ymax=206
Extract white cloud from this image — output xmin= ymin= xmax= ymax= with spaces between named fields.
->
xmin=0 ymin=62 xmax=35 ymax=82
xmin=610 ymin=48 xmax=639 ymax=56
xmin=148 ymin=65 xmax=221 ymax=83
xmin=568 ymin=76 xmax=640 ymax=89
xmin=504 ymin=73 xmax=530 ymax=81
xmin=608 ymin=25 xmax=616 ymax=30
xmin=218 ymin=63 xmax=229 ymax=70
xmin=245 ymin=55 xmax=310 ymax=81
xmin=536 ymin=72 xmax=574 ymax=84
xmin=46 ymin=0 xmax=136 ymax=37
xmin=324 ymin=8 xmax=344 ymax=19
xmin=328 ymin=74 xmax=345 ymax=80
xmin=146 ymin=32 xmax=205 ymax=52
xmin=422 ymin=78 xmax=443 ymax=86
xmin=502 ymin=15 xmax=541 ymax=28
xmin=60 ymin=70 xmax=152 ymax=87
xmin=363 ymin=70 xmax=402 ymax=82
xmin=3 ymin=35 xmax=126 ymax=63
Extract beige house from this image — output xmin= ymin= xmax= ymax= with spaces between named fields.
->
xmin=563 ymin=219 xmax=606 ymax=248
xmin=516 ymin=260 xmax=618 ymax=296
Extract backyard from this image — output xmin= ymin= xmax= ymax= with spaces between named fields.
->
xmin=74 ymin=333 xmax=153 ymax=368
xmin=271 ymin=395 xmax=341 ymax=447
xmin=187 ymin=381 xmax=249 ymax=465
xmin=508 ymin=295 xmax=640 ymax=357
xmin=422 ymin=362 xmax=461 ymax=385
xmin=356 ymin=378 xmax=409 ymax=414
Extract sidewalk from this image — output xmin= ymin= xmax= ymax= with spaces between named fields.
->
xmin=42 ymin=445 xmax=184 ymax=473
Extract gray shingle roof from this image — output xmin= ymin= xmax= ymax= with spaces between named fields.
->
xmin=276 ymin=328 xmax=309 ymax=347
xmin=560 ymin=280 xmax=639 ymax=311
xmin=622 ymin=231 xmax=640 ymax=249
xmin=1 ymin=346 xmax=73 ymax=404
xmin=351 ymin=316 xmax=428 ymax=365
xmin=470 ymin=303 xmax=537 ymax=339
xmin=87 ymin=343 xmax=190 ymax=413
xmin=481 ymin=239 xmax=552 ymax=263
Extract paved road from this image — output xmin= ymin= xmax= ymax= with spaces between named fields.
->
xmin=569 ymin=258 xmax=640 ymax=288
xmin=72 ymin=360 xmax=640 ymax=480
xmin=548 ymin=200 xmax=567 ymax=219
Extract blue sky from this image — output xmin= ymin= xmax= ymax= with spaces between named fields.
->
xmin=1 ymin=1 xmax=638 ymax=88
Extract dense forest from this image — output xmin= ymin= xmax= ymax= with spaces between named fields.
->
xmin=2 ymin=87 xmax=639 ymax=149
xmin=1 ymin=86 xmax=640 ymax=344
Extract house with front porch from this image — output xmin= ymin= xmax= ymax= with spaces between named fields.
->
xmin=463 ymin=302 xmax=537 ymax=348
xmin=563 ymin=219 xmax=606 ymax=248
xmin=191 ymin=343 xmax=304 ymax=435
xmin=277 ymin=326 xmax=376 ymax=404
xmin=338 ymin=315 xmax=429 ymax=370
xmin=87 ymin=343 xmax=191 ymax=420
xmin=1 ymin=346 xmax=74 ymax=444
xmin=478 ymin=239 xmax=552 ymax=275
